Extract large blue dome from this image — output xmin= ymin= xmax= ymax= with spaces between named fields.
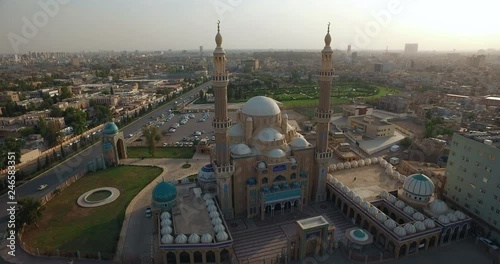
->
xmin=103 ymin=122 xmax=119 ymax=136
xmin=152 ymin=181 xmax=177 ymax=203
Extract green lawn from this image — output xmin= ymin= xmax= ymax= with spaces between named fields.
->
xmin=23 ymin=166 xmax=162 ymax=257
xmin=127 ymin=146 xmax=195 ymax=159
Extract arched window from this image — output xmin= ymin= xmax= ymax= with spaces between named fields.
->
xmin=273 ymin=175 xmax=286 ymax=182
xmin=262 ymin=177 xmax=268 ymax=184
xmin=290 ymin=173 xmax=297 ymax=179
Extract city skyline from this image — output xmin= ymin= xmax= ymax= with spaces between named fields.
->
xmin=1 ymin=0 xmax=500 ymax=54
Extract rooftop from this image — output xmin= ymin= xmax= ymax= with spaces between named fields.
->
xmin=460 ymin=130 xmax=500 ymax=149
xmin=297 ymin=215 xmax=329 ymax=230
xmin=172 ymin=184 xmax=215 ymax=235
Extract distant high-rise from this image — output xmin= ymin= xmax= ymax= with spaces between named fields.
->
xmin=347 ymin=44 xmax=351 ymax=55
xmin=200 ymin=45 xmax=203 ymax=57
xmin=404 ymin=43 xmax=418 ymax=53
xmin=351 ymin=52 xmax=358 ymax=63
xmin=466 ymin=55 xmax=486 ymax=67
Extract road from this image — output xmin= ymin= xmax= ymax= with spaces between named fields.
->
xmin=0 ymin=81 xmax=211 ymax=234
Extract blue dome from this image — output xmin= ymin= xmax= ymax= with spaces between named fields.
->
xmin=198 ymin=164 xmax=216 ymax=183
xmin=152 ymin=181 xmax=177 ymax=203
xmin=103 ymin=122 xmax=119 ymax=136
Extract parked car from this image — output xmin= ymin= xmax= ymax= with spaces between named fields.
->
xmin=38 ymin=184 xmax=48 ymax=191
xmin=145 ymin=207 xmax=152 ymax=218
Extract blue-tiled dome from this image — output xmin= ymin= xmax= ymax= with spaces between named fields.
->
xmin=103 ymin=122 xmax=119 ymax=136
xmin=152 ymin=181 xmax=177 ymax=203
xmin=198 ymin=164 xmax=216 ymax=183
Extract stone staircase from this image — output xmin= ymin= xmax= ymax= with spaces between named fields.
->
xmin=232 ymin=225 xmax=288 ymax=264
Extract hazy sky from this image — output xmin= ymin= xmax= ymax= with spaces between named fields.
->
xmin=1 ymin=0 xmax=499 ymax=54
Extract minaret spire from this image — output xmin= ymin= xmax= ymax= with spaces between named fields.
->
xmin=215 ymin=20 xmax=223 ymax=48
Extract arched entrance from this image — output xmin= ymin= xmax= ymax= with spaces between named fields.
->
xmin=166 ymin=252 xmax=176 ymax=263
xmin=459 ymin=224 xmax=468 ymax=239
xmin=179 ymin=252 xmax=190 ymax=263
xmin=193 ymin=251 xmax=203 ymax=263
xmin=399 ymin=244 xmax=407 ymax=258
xmin=206 ymin=251 xmax=216 ymax=262
xmin=408 ymin=241 xmax=417 ymax=254
xmin=452 ymin=226 xmax=460 ymax=241
xmin=442 ymin=228 xmax=452 ymax=243
xmin=429 ymin=236 xmax=436 ymax=247
xmin=116 ymin=138 xmax=126 ymax=159
xmin=220 ymin=249 xmax=230 ymax=262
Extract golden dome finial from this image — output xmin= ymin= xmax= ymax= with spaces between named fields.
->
xmin=217 ymin=20 xmax=220 ymax=33
xmin=328 ymin=22 xmax=330 ymax=33
xmin=215 ymin=20 xmax=223 ymax=47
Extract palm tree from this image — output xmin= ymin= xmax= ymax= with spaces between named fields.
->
xmin=16 ymin=197 xmax=44 ymax=230
xmin=142 ymin=125 xmax=161 ymax=157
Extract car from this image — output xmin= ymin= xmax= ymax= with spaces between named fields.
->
xmin=163 ymin=143 xmax=168 ymax=147
xmin=211 ymin=136 xmax=215 ymax=141
xmin=38 ymin=184 xmax=48 ymax=191
xmin=128 ymin=134 xmax=134 ymax=138
xmin=145 ymin=207 xmax=152 ymax=218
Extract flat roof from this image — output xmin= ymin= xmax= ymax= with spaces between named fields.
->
xmin=172 ymin=184 xmax=214 ymax=235
xmin=297 ymin=216 xmax=329 ymax=230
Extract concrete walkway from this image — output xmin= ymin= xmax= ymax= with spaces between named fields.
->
xmin=114 ymin=158 xmax=209 ymax=263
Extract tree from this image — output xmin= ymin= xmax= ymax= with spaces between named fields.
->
xmin=44 ymin=154 xmax=50 ymax=169
xmin=95 ymin=105 xmax=112 ymax=124
xmin=37 ymin=157 xmax=41 ymax=171
xmin=64 ymin=107 xmax=87 ymax=134
xmin=400 ymin=137 xmax=412 ymax=148
xmin=0 ymin=137 xmax=24 ymax=169
xmin=60 ymin=145 xmax=65 ymax=158
xmin=16 ymin=197 xmax=44 ymax=230
xmin=142 ymin=126 xmax=160 ymax=157
xmin=110 ymin=86 xmax=114 ymax=95
xmin=49 ymin=106 xmax=63 ymax=117
xmin=59 ymin=86 xmax=72 ymax=100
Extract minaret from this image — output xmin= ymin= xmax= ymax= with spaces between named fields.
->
xmin=312 ymin=23 xmax=335 ymax=202
xmin=212 ymin=21 xmax=235 ymax=219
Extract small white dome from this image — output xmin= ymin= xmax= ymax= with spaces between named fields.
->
xmin=161 ymin=226 xmax=173 ymax=235
xmin=368 ymin=206 xmax=378 ymax=216
xmin=211 ymin=217 xmax=223 ymax=226
xmin=332 ymin=177 xmax=339 ymax=185
xmin=257 ymin=161 xmax=266 ymax=169
xmin=337 ymin=163 xmax=345 ymax=170
xmin=376 ymin=213 xmax=388 ymax=222
xmin=290 ymin=137 xmax=311 ymax=148
xmin=384 ymin=219 xmax=397 ymax=229
xmin=365 ymin=158 xmax=372 ymax=165
xmin=385 ymin=163 xmax=392 ymax=169
xmin=378 ymin=157 xmax=385 ymax=163
xmin=430 ymin=199 xmax=449 ymax=215
xmin=347 ymin=190 xmax=355 ymax=199
xmin=403 ymin=206 xmax=415 ymax=215
xmin=353 ymin=195 xmax=362 ymax=204
xmin=438 ymin=215 xmax=450 ymax=224
xmin=387 ymin=194 xmax=397 ymax=203
xmin=242 ymin=96 xmax=281 ymax=116
xmin=404 ymin=224 xmax=417 ymax=234
xmin=207 ymin=205 xmax=217 ymax=212
xmin=380 ymin=190 xmax=389 ymax=198
xmin=341 ymin=186 xmax=350 ymax=194
xmin=327 ymin=174 xmax=334 ymax=183
xmin=216 ymin=231 xmax=229 ymax=241
xmin=329 ymin=164 xmax=337 ymax=172
xmin=160 ymin=211 xmax=171 ymax=219
xmin=344 ymin=162 xmax=351 ymax=169
xmin=175 ymin=234 xmax=188 ymax=244
xmin=424 ymin=218 xmax=436 ymax=228
xmin=454 ymin=211 xmax=467 ymax=220
xmin=335 ymin=181 xmax=343 ymax=189
xmin=290 ymin=157 xmax=297 ymax=164
xmin=205 ymin=199 xmax=215 ymax=206
xmin=358 ymin=159 xmax=365 ymax=166
xmin=392 ymin=171 xmax=400 ymax=179
xmin=413 ymin=212 xmax=425 ymax=221
xmin=395 ymin=200 xmax=406 ymax=209
xmin=214 ymin=224 xmax=226 ymax=233
xmin=258 ymin=128 xmax=284 ymax=142
xmin=394 ymin=226 xmax=407 ymax=237
xmin=209 ymin=211 xmax=220 ymax=219
xmin=229 ymin=123 xmax=244 ymax=137
xmin=161 ymin=219 xmax=172 ymax=226
xmin=203 ymin=193 xmax=213 ymax=200
xmin=398 ymin=174 xmax=406 ymax=182
xmin=351 ymin=160 xmax=358 ymax=167
xmin=267 ymin=148 xmax=286 ymax=158
xmin=447 ymin=213 xmax=458 ymax=222
xmin=201 ymin=233 xmax=213 ymax=243
xmin=371 ymin=157 xmax=379 ymax=164
xmin=414 ymin=221 xmax=426 ymax=231
xmin=231 ymin=143 xmax=252 ymax=156
xmin=188 ymin=234 xmax=200 ymax=244
xmin=161 ymin=234 xmax=174 ymax=244
xmin=385 ymin=167 xmax=393 ymax=174
xmin=361 ymin=201 xmax=370 ymax=209
xmin=381 ymin=160 xmax=388 ymax=166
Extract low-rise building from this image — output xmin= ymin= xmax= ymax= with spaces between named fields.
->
xmin=347 ymin=115 xmax=395 ymax=138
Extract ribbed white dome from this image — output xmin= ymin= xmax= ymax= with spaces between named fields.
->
xmin=327 ymin=174 xmax=334 ymax=183
xmin=361 ymin=201 xmax=370 ymax=209
xmin=161 ymin=219 xmax=172 ymax=226
xmin=209 ymin=211 xmax=220 ymax=219
xmin=344 ymin=162 xmax=351 ymax=169
xmin=403 ymin=206 xmax=415 ymax=215
xmin=385 ymin=167 xmax=393 ymax=174
xmin=161 ymin=234 xmax=174 ymax=244
xmin=337 ymin=163 xmax=345 ymax=170
xmin=201 ymin=233 xmax=213 ymax=243
xmin=385 ymin=163 xmax=392 ymax=169
xmin=341 ymin=186 xmax=350 ymax=193
xmin=358 ymin=159 xmax=365 ymax=166
xmin=414 ymin=221 xmax=426 ymax=231
xmin=347 ymin=190 xmax=355 ymax=199
xmin=231 ymin=143 xmax=252 ymax=155
xmin=258 ymin=128 xmax=284 ymax=142
xmin=395 ymin=200 xmax=406 ymax=209
xmin=368 ymin=207 xmax=378 ymax=216
xmin=290 ymin=137 xmax=310 ymax=148
xmin=351 ymin=160 xmax=358 ymax=167
xmin=424 ymin=218 xmax=436 ymax=228
xmin=214 ymin=224 xmax=225 ymax=233
xmin=175 ymin=234 xmax=188 ymax=244
xmin=380 ymin=190 xmax=389 ymax=198
xmin=438 ymin=215 xmax=450 ymax=224
xmin=207 ymin=205 xmax=217 ymax=212
xmin=267 ymin=148 xmax=286 ymax=158
xmin=290 ymin=157 xmax=296 ymax=164
xmin=454 ymin=211 xmax=467 ymax=220
xmin=413 ymin=212 xmax=425 ymax=221
xmin=376 ymin=213 xmax=388 ymax=222
xmin=188 ymin=234 xmax=200 ymax=244
xmin=205 ymin=199 xmax=215 ymax=206
xmin=211 ymin=217 xmax=223 ymax=226
xmin=430 ymin=199 xmax=448 ymax=215
xmin=403 ymin=173 xmax=435 ymax=197
xmin=329 ymin=164 xmax=336 ymax=172
xmin=229 ymin=123 xmax=244 ymax=137
xmin=372 ymin=157 xmax=379 ymax=164
xmin=335 ymin=181 xmax=343 ymax=189
xmin=394 ymin=226 xmax=407 ymax=237
xmin=216 ymin=231 xmax=229 ymax=241
xmin=365 ymin=158 xmax=372 ymax=165
xmin=161 ymin=226 xmax=173 ymax=235
xmin=387 ymin=194 xmax=397 ymax=203
xmin=353 ymin=195 xmax=362 ymax=204
xmin=160 ymin=212 xmax=171 ymax=219
xmin=447 ymin=213 xmax=458 ymax=222
xmin=242 ymin=96 xmax=281 ymax=116
xmin=381 ymin=160 xmax=388 ymax=166
xmin=404 ymin=224 xmax=417 ymax=234
xmin=203 ymin=193 xmax=213 ymax=200
xmin=384 ymin=219 xmax=397 ymax=229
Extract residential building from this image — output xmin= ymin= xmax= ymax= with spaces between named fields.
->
xmin=346 ymin=115 xmax=395 ymax=138
xmin=0 ymin=91 xmax=20 ymax=102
